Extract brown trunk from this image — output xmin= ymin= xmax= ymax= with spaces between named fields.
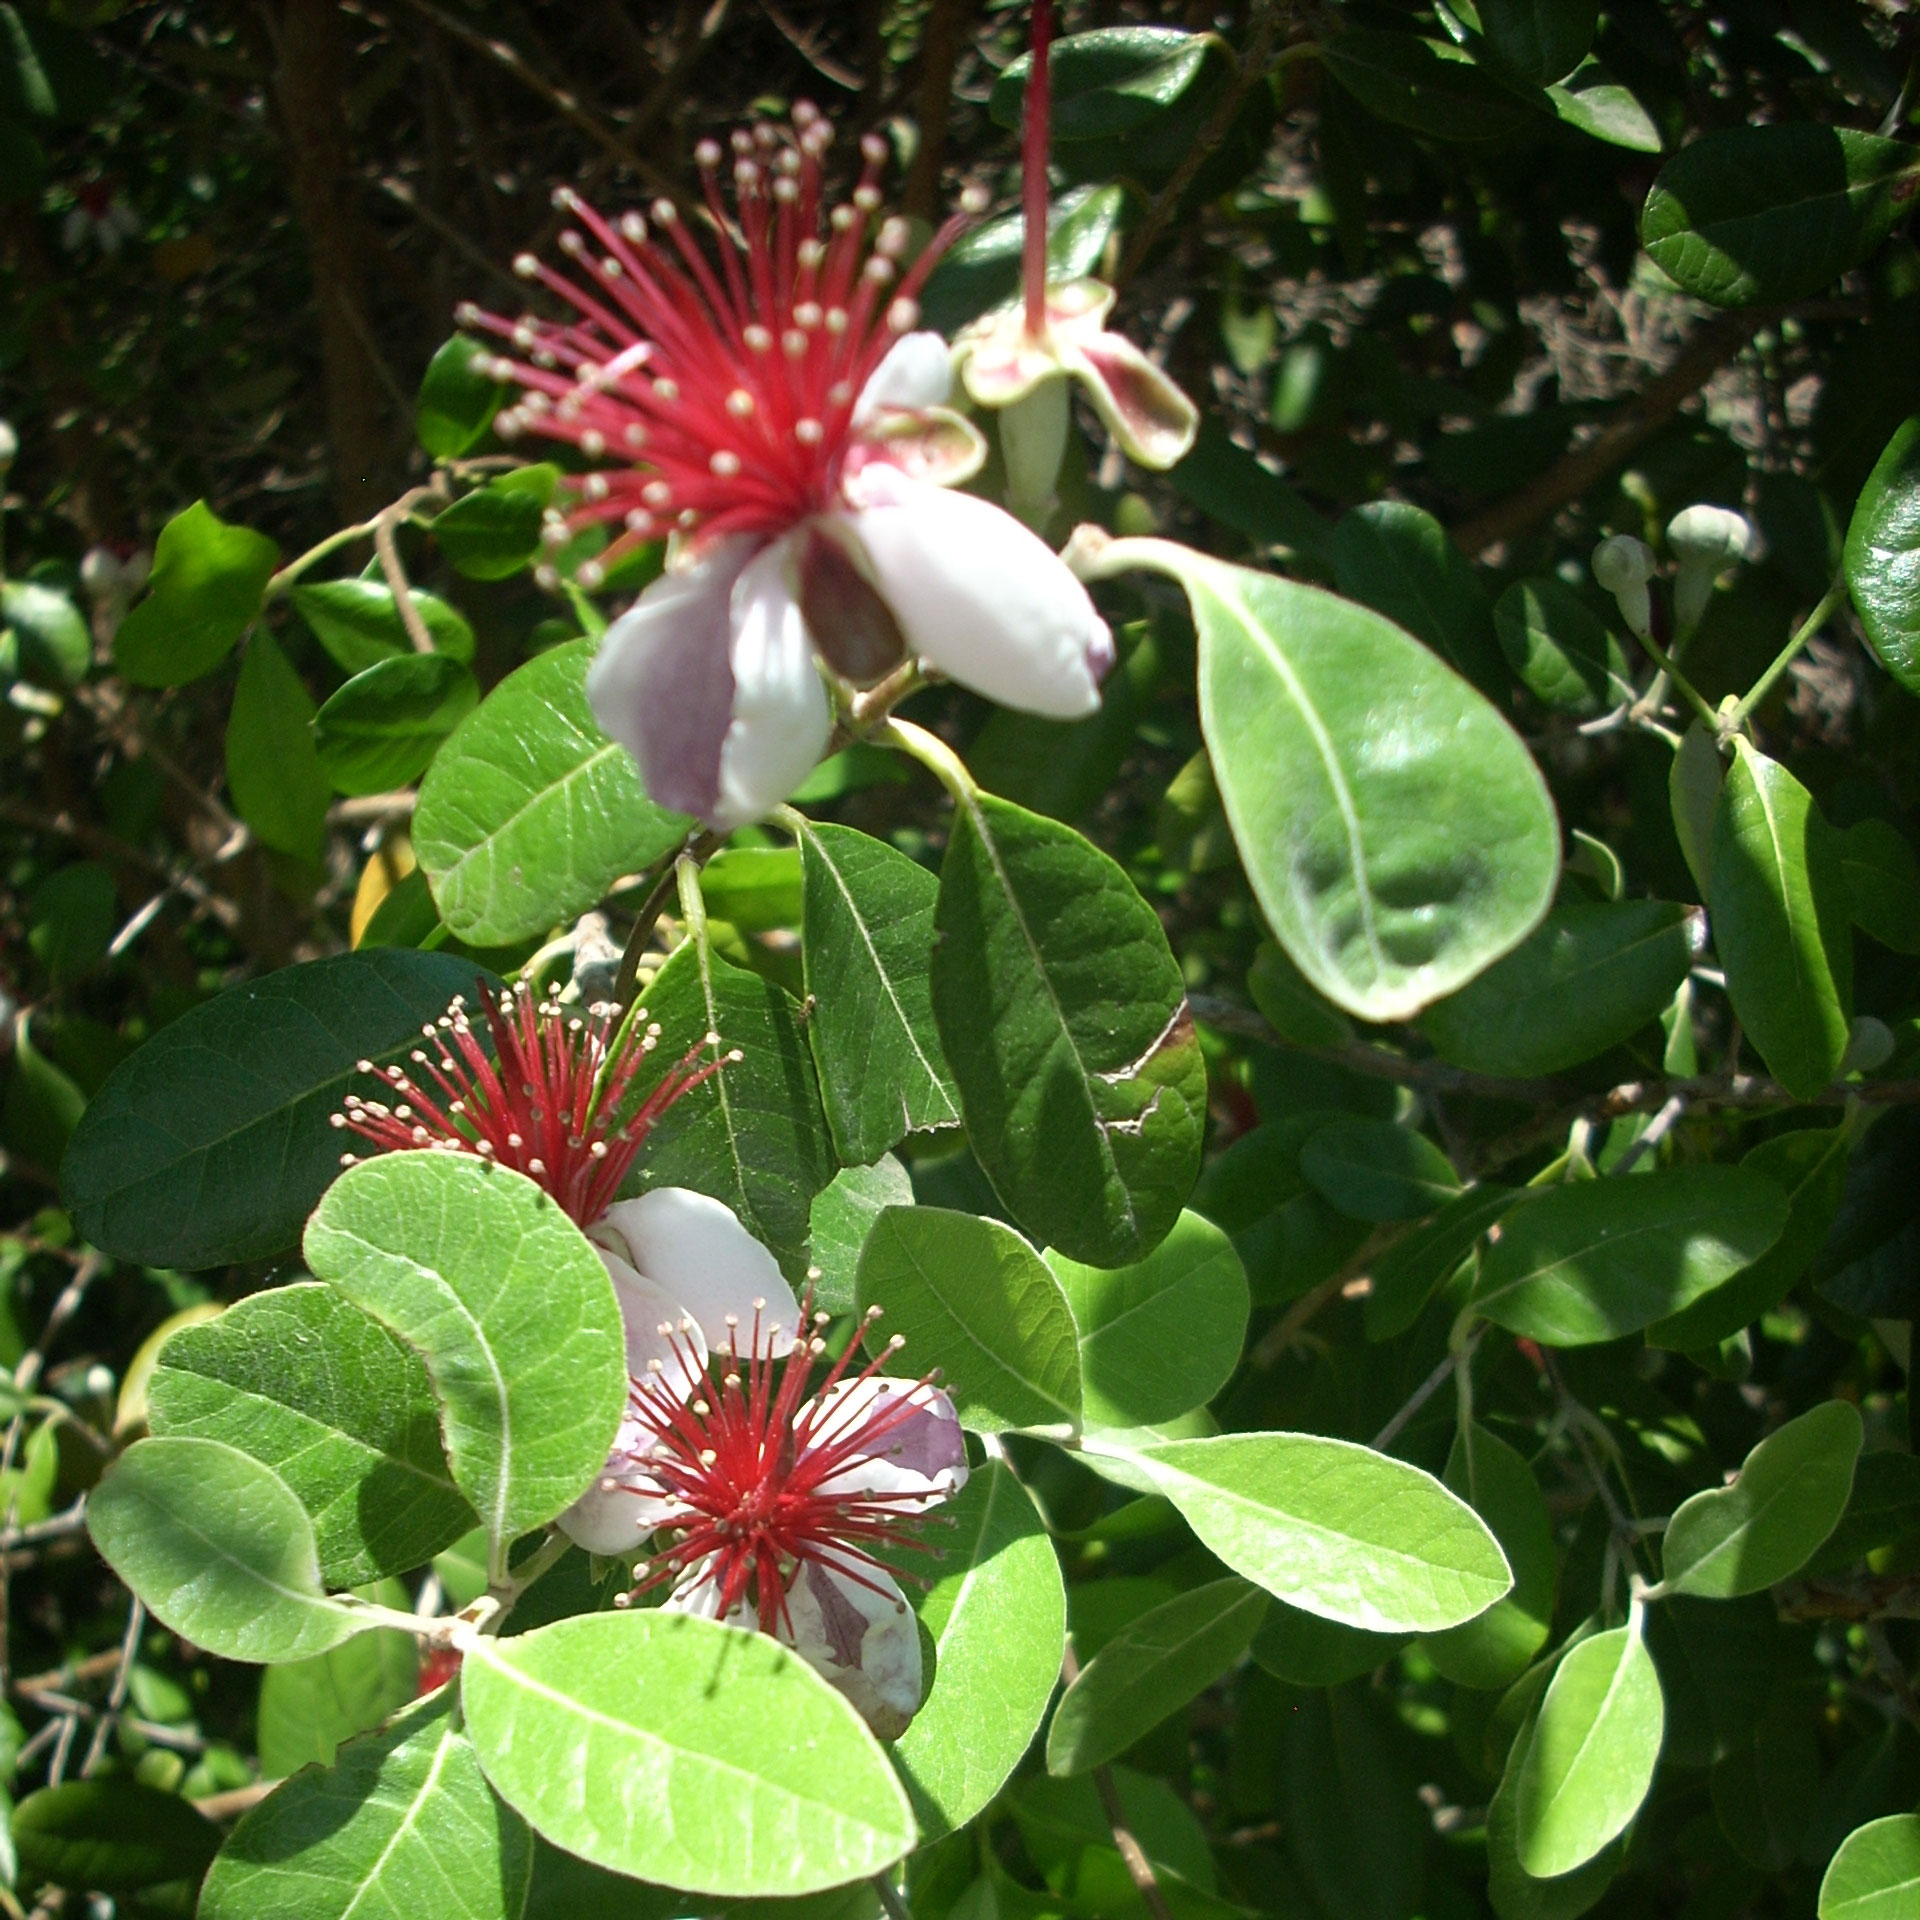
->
xmin=902 ymin=0 xmax=980 ymax=225
xmin=267 ymin=0 xmax=390 ymax=517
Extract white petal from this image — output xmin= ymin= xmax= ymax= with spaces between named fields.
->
xmin=853 ymin=330 xmax=953 ymax=424
xmin=586 ymin=535 xmax=759 ymax=822
xmin=805 ymin=1378 xmax=969 ymax=1509
xmin=661 ymin=1551 xmax=755 ymax=1627
xmin=588 ymin=1238 xmax=707 ymax=1395
xmin=838 ymin=471 xmax=1111 ymax=719
xmin=597 ymin=1189 xmax=802 ymax=1358
xmin=714 ymin=541 xmax=832 ymax=830
xmin=556 ymin=1411 xmax=683 ymax=1554
xmin=780 ymin=1559 xmax=923 ymax=1739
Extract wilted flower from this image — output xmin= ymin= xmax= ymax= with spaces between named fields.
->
xmin=461 ymin=104 xmax=1114 ymax=830
xmin=567 ymin=1197 xmax=965 ymax=1737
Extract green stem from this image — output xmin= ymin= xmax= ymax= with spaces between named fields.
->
xmin=265 ymin=518 xmax=378 ymax=598
xmin=1633 ymin=631 xmax=1718 ymax=731
xmin=882 ymin=717 xmax=979 ymax=807
xmin=1730 ymin=570 xmax=1849 ymax=726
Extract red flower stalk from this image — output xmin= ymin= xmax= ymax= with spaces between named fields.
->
xmin=457 ymin=102 xmax=984 ymax=580
xmin=334 ymin=981 xmax=728 ymax=1228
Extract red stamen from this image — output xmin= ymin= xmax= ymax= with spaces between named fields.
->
xmin=333 ymin=980 xmax=727 ymax=1228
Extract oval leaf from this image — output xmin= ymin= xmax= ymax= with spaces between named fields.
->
xmin=113 ymin=499 xmax=278 ymax=687
xmin=1332 ymin=499 xmax=1504 ymax=692
xmin=1494 ymin=576 xmax=1632 ymax=717
xmin=413 ymin=638 xmax=689 ymax=946
xmin=147 ymin=1282 xmax=476 ymax=1589
xmin=856 ymin=1207 xmax=1081 ymax=1432
xmin=226 ymin=629 xmax=330 ymax=863
xmin=932 ymin=791 xmax=1205 ymax=1266
xmin=1845 ymin=415 xmax=1920 ymax=694
xmin=290 ymin=578 xmax=476 ymax=674
xmin=417 ymin=333 xmax=510 ymax=459
xmin=1662 ymin=1399 xmax=1863 ymax=1599
xmin=1515 ymin=1622 xmax=1663 ymax=1877
xmin=1298 ymin=1117 xmax=1461 ymax=1222
xmin=1048 ymin=1577 xmax=1266 ymax=1776
xmin=60 ymin=949 xmax=483 ymax=1269
xmin=313 ymin=652 xmax=480 ymax=796
xmin=430 ymin=465 xmax=555 ymax=579
xmin=1472 ymin=1165 xmax=1789 ymax=1346
xmin=13 ymin=1780 xmax=219 ymax=1894
xmin=1118 ymin=1430 xmax=1512 ymax=1633
xmin=87 ymin=1436 xmax=357 ymax=1662
xmin=460 ymin=1611 xmax=915 ymax=1898
xmin=1819 ymin=1814 xmax=1920 ymax=1920
xmin=256 ymin=1624 xmax=418 ymax=1780
xmin=303 ymin=1154 xmax=626 ymax=1552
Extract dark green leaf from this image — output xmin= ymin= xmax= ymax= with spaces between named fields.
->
xmin=1250 ymin=1603 xmax=1407 ymax=1686
xmin=1420 ymin=901 xmax=1697 ymax=1078
xmin=12 ymin=1782 xmax=218 ymax=1894
xmin=255 ymin=1623 xmax=417 ymax=1779
xmin=417 ymin=334 xmax=510 ymax=459
xmin=1473 ymin=1166 xmax=1789 ymax=1345
xmin=932 ymin=791 xmax=1205 ymax=1267
xmin=1366 ymin=1183 xmax=1520 ymax=1340
xmin=226 ymin=631 xmax=330 ymax=863
xmin=1332 ymin=500 xmax=1505 ymax=693
xmin=623 ymin=938 xmax=833 ymax=1283
xmin=26 ymin=861 xmax=116 ymax=983
xmin=1642 ymin=125 xmax=1920 ymax=309
xmin=856 ymin=1206 xmax=1081 ymax=1432
xmin=290 ymin=578 xmax=476 ymax=674
xmin=1320 ymin=29 xmax=1542 ymax=143
xmin=1545 ymin=59 xmax=1661 ymax=152
xmin=413 ymin=639 xmax=689 ymax=945
xmin=61 ymin=949 xmax=482 ymax=1268
xmin=921 ymin=184 xmax=1127 ymax=337
xmin=147 ymin=1282 xmax=476 ymax=1588
xmin=87 ymin=1437 xmax=357 ymax=1661
xmin=1476 ymin=0 xmax=1596 ymax=85
xmin=431 ymin=465 xmax=556 ymax=580
xmin=1494 ymin=577 xmax=1632 ymax=716
xmin=1284 ymin=1687 xmax=1425 ymax=1920
xmin=1710 ymin=1687 xmax=1820 ymax=1870
xmin=1839 ymin=818 xmax=1920 ymax=953
xmin=313 ymin=653 xmax=480 ymax=796
xmin=990 ymin=27 xmax=1213 ymax=141
xmin=1710 ymin=739 xmax=1854 ymax=1100
xmin=114 ymin=500 xmax=278 ymax=688
xmin=796 ymin=820 xmax=959 ymax=1165
xmin=304 ymin=1154 xmax=626 ymax=1550
xmin=1298 ymin=1118 xmax=1460 ymax=1222
xmin=1845 ymin=416 xmax=1920 ymax=694
xmin=1166 ymin=417 xmax=1333 ymax=570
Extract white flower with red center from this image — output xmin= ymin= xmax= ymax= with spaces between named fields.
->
xmin=563 ymin=1191 xmax=966 ymax=1739
xmin=459 ymin=103 xmax=1115 ymax=830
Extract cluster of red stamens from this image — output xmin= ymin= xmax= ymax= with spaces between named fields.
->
xmin=617 ymin=1302 xmax=946 ymax=1636
xmin=456 ymin=102 xmax=983 ymax=581
xmin=334 ymin=981 xmax=731 ymax=1228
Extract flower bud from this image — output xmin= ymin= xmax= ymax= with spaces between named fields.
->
xmin=1667 ymin=504 xmax=1755 ymax=633
xmin=1592 ymin=535 xmax=1656 ymax=640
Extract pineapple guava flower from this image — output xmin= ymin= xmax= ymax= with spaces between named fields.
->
xmin=1666 ymin=504 xmax=1755 ymax=634
xmin=460 ymin=104 xmax=1114 ymax=830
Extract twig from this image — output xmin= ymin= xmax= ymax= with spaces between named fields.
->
xmin=328 ymin=790 xmax=418 ymax=826
xmin=1060 ymin=1646 xmax=1175 ymax=1920
xmin=371 ymin=485 xmax=443 ymax=653
xmin=870 ymin=1875 xmax=914 ymax=1920
xmin=81 ymin=1598 xmax=143 ymax=1776
xmin=193 ymin=1780 xmax=277 ymax=1822
xmin=611 ymin=833 xmax=720 ymax=1010
xmin=1372 ymin=1334 xmax=1480 ymax=1453
xmin=1606 ymin=1092 xmax=1687 ymax=1177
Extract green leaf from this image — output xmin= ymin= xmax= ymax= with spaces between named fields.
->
xmin=1320 ymin=28 xmax=1542 ymax=143
xmin=1845 ymin=416 xmax=1920 ymax=694
xmin=1642 ymin=125 xmax=1920 ymax=309
xmin=1710 ymin=738 xmax=1854 ymax=1100
xmin=87 ymin=1436 xmax=357 ymax=1662
xmin=1710 ymin=1686 xmax=1819 ymax=1870
xmin=1514 ymin=1622 xmax=1663 ymax=1877
xmin=808 ymin=1156 xmax=911 ymax=1318
xmin=0 ymin=579 xmax=90 ymax=685
xmin=990 ymin=27 xmax=1212 ymax=141
xmin=256 ymin=1622 xmax=418 ymax=1778
xmin=931 ymin=791 xmax=1205 ymax=1266
xmin=1661 ymin=1398 xmax=1862 ymax=1599
xmin=1545 ymin=60 xmax=1661 ymax=153
xmin=60 ymin=949 xmax=483 ymax=1268
xmin=1298 ymin=1117 xmax=1460 ymax=1222
xmin=1283 ymin=1686 xmax=1425 ymax=1920
xmin=1107 ymin=541 xmax=1559 ymax=1022
xmin=921 ymin=183 xmax=1128 ymax=337
xmin=26 ymin=861 xmax=116 ymax=983
xmin=200 ymin=1690 xmax=533 ymax=1920
xmin=1647 ymin=1125 xmax=1850 ymax=1350
xmin=855 ymin=1207 xmax=1080 ymax=1432
xmin=1112 ymin=1430 xmax=1512 ymax=1633
xmin=1819 ymin=1814 xmax=1920 ymax=1920
xmin=413 ymin=638 xmax=689 ymax=945
xmin=11 ymin=1781 xmax=218 ymax=1894
xmin=1669 ymin=722 xmax=1722 ymax=901
xmin=1420 ymin=901 xmax=1698 ymax=1078
xmin=1047 ymin=1577 xmax=1265 ymax=1776
xmin=147 ymin=1282 xmax=476 ymax=1588
xmin=417 ymin=334 xmax=510 ymax=459
xmin=1044 ymin=1210 xmax=1248 ymax=1428
xmin=1332 ymin=500 xmax=1505 ymax=693
xmin=313 ymin=653 xmax=480 ymax=796
xmin=623 ymin=938 xmax=833 ymax=1283
xmin=1476 ymin=0 xmax=1596 ymax=84
xmin=1421 ymin=1424 xmax=1556 ymax=1691
xmin=1839 ymin=818 xmax=1920 ymax=953
xmin=431 ymin=465 xmax=556 ymax=580
xmin=891 ymin=1462 xmax=1065 ymax=1835
xmin=304 ymin=1154 xmax=626 ymax=1552
xmin=461 ymin=1611 xmax=915 ymax=1898
xmin=1366 ymin=1184 xmax=1520 ymax=1341
xmin=700 ymin=845 xmax=801 ymax=932
xmin=1246 ymin=939 xmax=1353 ymax=1049
xmin=114 ymin=500 xmax=279 ymax=688
xmin=1493 ymin=577 xmax=1632 ymax=716
xmin=1166 ymin=416 xmax=1334 ymax=570
xmin=226 ymin=630 xmax=330 ymax=863
xmin=1472 ymin=1165 xmax=1789 ymax=1345
xmin=290 ymin=579 xmax=476 ymax=674
xmin=796 ymin=820 xmax=959 ymax=1165
xmin=1486 ymin=1707 xmax=1623 ymax=1920
xmin=1250 ymin=1603 xmax=1407 ymax=1686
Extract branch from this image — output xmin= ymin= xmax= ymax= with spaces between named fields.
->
xmin=1060 ymin=1646 xmax=1175 ymax=1920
